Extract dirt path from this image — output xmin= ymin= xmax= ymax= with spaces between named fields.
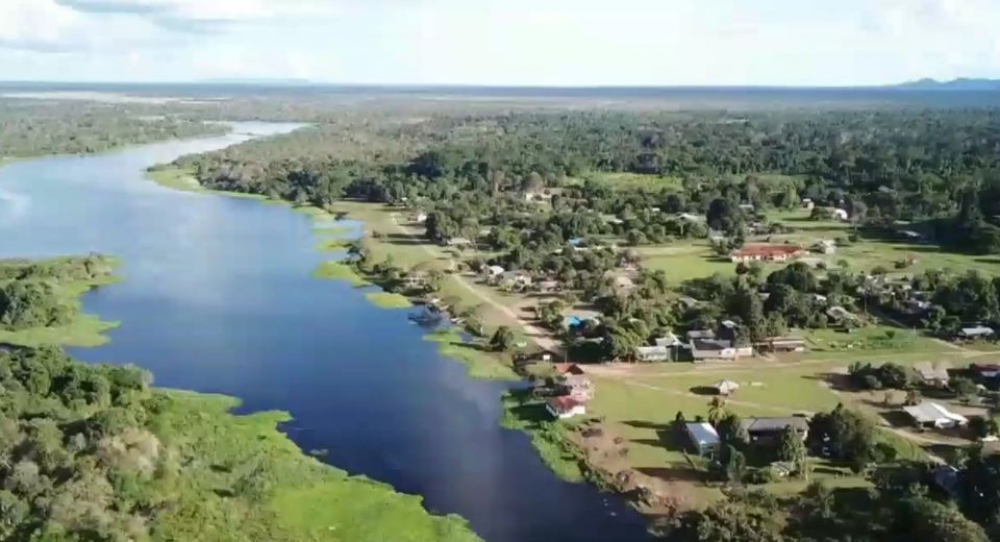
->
xmin=389 ymin=213 xmax=562 ymax=352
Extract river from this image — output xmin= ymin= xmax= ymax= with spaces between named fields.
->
xmin=0 ymin=123 xmax=654 ymax=542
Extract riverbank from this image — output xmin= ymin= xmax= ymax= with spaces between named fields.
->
xmin=0 ymin=255 xmax=122 ymax=347
xmin=141 ymin=167 xmax=655 ymax=536
xmin=151 ymin=389 xmax=480 ymax=541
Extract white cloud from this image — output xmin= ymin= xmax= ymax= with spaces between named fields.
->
xmin=0 ymin=0 xmax=997 ymax=85
xmin=58 ymin=0 xmax=345 ymax=22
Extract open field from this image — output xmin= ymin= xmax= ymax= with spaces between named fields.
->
xmin=584 ymin=171 xmax=684 ymax=191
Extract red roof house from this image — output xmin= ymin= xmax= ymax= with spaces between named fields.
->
xmin=546 ymin=397 xmax=587 ymax=419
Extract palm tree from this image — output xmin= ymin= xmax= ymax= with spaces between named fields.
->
xmin=708 ymin=397 xmax=729 ymax=426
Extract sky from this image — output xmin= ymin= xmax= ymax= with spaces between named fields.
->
xmin=0 ymin=0 xmax=998 ymax=86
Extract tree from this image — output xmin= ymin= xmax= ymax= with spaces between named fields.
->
xmin=777 ymin=427 xmax=808 ymax=479
xmin=708 ymin=397 xmax=730 ymax=426
xmin=951 ymin=377 xmax=978 ymax=402
xmin=716 ymin=412 xmax=749 ymax=448
xmin=489 ymin=326 xmax=515 ymax=352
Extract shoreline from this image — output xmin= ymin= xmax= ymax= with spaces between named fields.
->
xmin=144 ymin=166 xmax=664 ymax=532
xmin=3 ymin=145 xmax=484 ymax=540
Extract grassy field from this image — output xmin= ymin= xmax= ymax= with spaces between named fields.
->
xmin=365 ymin=291 xmax=413 ymax=309
xmin=584 ymin=171 xmax=684 ymax=191
xmin=0 ymin=273 xmax=122 ymax=347
xmin=571 ymin=354 xmax=938 ymax=507
xmin=150 ymin=390 xmax=480 ymax=542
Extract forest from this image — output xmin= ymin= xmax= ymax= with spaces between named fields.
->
xmin=0 ymin=253 xmax=479 ymax=542
xmin=0 ymin=101 xmax=226 ymax=159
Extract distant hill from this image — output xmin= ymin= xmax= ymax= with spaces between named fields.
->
xmin=893 ymin=78 xmax=1000 ymax=91
xmin=199 ymin=77 xmax=313 ymax=86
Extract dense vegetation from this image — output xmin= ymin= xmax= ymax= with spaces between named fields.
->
xmin=0 ymin=101 xmax=226 ymax=159
xmin=0 ymin=255 xmax=116 ymax=333
xmin=0 ymin=347 xmax=479 ymax=542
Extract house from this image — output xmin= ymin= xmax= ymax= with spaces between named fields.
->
xmin=915 ymin=362 xmax=951 ymax=387
xmin=721 ymin=320 xmax=738 ymax=330
xmin=899 ymin=230 xmax=924 ymax=241
xmin=447 ymin=237 xmax=473 ymax=248
xmin=712 ymin=379 xmax=740 ymax=396
xmin=730 ymin=244 xmax=804 ymax=263
xmin=972 ymin=363 xmax=1000 ymax=379
xmin=687 ymin=329 xmax=716 ymax=341
xmin=810 ymin=293 xmax=829 ymax=305
xmin=678 ymin=213 xmax=705 ymax=224
xmin=903 ymin=402 xmax=968 ymax=429
xmin=560 ymin=375 xmax=594 ymax=401
xmin=554 ymin=363 xmax=585 ymax=376
xmin=826 ymin=306 xmax=858 ymax=323
xmin=635 ymin=345 xmax=671 ymax=362
xmin=755 ymin=337 xmax=808 ymax=353
xmin=686 ymin=422 xmax=721 ymax=457
xmin=524 ymin=191 xmax=553 ymax=203
xmin=565 ymin=315 xmax=597 ymax=329
xmin=832 ymin=208 xmax=850 ymax=221
xmin=959 ymin=326 xmax=995 ymax=340
xmin=739 ymin=203 xmax=756 ymax=213
xmin=812 ymin=239 xmax=837 ymax=255
xmin=500 ymin=270 xmax=533 ymax=288
xmin=906 ymin=299 xmax=932 ymax=313
xmin=741 ymin=417 xmax=810 ymax=444
xmin=801 ymin=198 xmax=815 ymax=210
xmin=655 ymin=333 xmax=683 ymax=348
xmin=402 ymin=272 xmax=428 ymax=289
xmin=690 ymin=338 xmax=753 ymax=361
xmin=484 ymin=265 xmax=506 ymax=278
xmin=536 ymin=280 xmax=561 ymax=293
xmin=546 ymin=397 xmax=587 ymax=419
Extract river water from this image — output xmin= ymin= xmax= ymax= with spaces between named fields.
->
xmin=0 ymin=123 xmax=654 ymax=542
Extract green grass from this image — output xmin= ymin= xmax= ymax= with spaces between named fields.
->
xmin=315 ymin=238 xmax=353 ymax=253
xmin=0 ymin=273 xmax=122 ymax=348
xmin=312 ymin=261 xmax=369 ymax=287
xmin=144 ymin=167 xmax=268 ymax=201
xmin=365 ymin=291 xmax=412 ymax=309
xmin=803 ymin=326 xmax=952 ymax=357
xmin=637 ymin=242 xmax=750 ymax=283
xmin=586 ymin=172 xmax=683 ymax=191
xmin=0 ymin=313 xmax=119 ymax=347
xmin=423 ymin=329 xmax=519 ymax=381
xmin=149 ymin=390 xmax=480 ymax=542
xmin=500 ymin=390 xmax=586 ymax=482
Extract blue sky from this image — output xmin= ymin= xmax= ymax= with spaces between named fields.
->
xmin=0 ymin=0 xmax=998 ymax=86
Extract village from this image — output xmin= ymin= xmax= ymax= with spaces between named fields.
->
xmin=325 ymin=172 xmax=1000 ymax=515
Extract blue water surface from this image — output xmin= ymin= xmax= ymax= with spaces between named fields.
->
xmin=0 ymin=124 xmax=654 ymax=542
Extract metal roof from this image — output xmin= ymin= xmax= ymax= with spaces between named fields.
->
xmin=685 ymin=422 xmax=720 ymax=446
xmin=903 ymin=402 xmax=967 ymax=425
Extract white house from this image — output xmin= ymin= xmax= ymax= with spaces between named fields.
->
xmin=546 ymin=397 xmax=587 ymax=420
xmin=635 ymin=345 xmax=671 ymax=362
xmin=484 ymin=265 xmax=506 ymax=278
xmin=959 ymin=326 xmax=995 ymax=340
xmin=500 ymin=270 xmax=533 ymax=288
xmin=904 ymin=402 xmax=968 ymax=429
xmin=832 ymin=208 xmax=850 ymax=221
xmin=690 ymin=339 xmax=753 ymax=361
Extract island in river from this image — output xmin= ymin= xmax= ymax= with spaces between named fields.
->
xmin=0 ymin=123 xmax=655 ymax=542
